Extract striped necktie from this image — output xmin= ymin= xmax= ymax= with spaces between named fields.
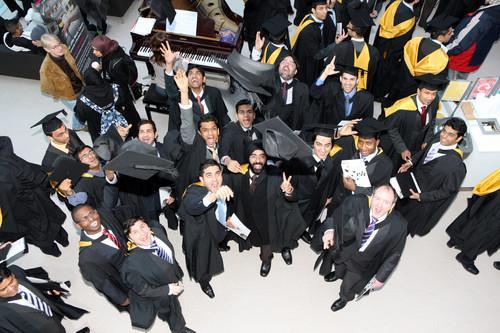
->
xmin=151 ymin=239 xmax=173 ymax=264
xmin=360 ymin=216 xmax=377 ymax=246
xmin=18 ymin=286 xmax=53 ymax=317
xmin=102 ymin=228 xmax=121 ymax=248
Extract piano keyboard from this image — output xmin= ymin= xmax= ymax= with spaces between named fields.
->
xmin=134 ymin=45 xmax=226 ymax=69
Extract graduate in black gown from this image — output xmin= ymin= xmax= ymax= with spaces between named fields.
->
xmin=322 ymin=185 xmax=407 ymax=311
xmin=251 ymin=14 xmax=291 ymax=65
xmin=372 ymin=0 xmax=418 ymax=99
xmin=121 ymin=218 xmax=194 ymax=333
xmin=446 ymin=169 xmax=500 ymax=275
xmin=0 ymin=137 xmax=68 ymax=257
xmin=30 ymin=110 xmax=84 ymax=173
xmin=397 ymin=117 xmax=467 ymax=237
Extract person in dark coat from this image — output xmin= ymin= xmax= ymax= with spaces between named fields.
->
xmin=446 ymin=169 xmax=500 ymax=275
xmin=75 ymin=68 xmax=128 ymax=142
xmin=0 ymin=265 xmax=88 ymax=333
xmin=310 ymin=60 xmax=373 ymax=125
xmin=0 ymin=137 xmax=68 ymax=257
xmin=372 ymin=0 xmax=418 ymax=99
xmin=72 ymin=204 xmax=130 ymax=310
xmin=219 ymin=99 xmax=262 ymax=173
xmin=397 ymin=117 xmax=467 ymax=237
xmin=226 ymin=143 xmax=307 ymax=277
xmin=322 ymin=185 xmax=407 ymax=311
xmin=91 ymin=35 xmax=141 ymax=137
xmin=121 ymin=218 xmax=194 ymax=332
xmin=178 ymin=160 xmax=235 ymax=298
xmin=251 ymin=14 xmax=291 ymax=65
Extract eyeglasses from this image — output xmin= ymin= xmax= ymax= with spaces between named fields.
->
xmin=80 ymin=150 xmax=96 ymax=160
xmin=79 ymin=209 xmax=98 ymax=223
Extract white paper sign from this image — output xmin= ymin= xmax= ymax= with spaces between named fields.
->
xmin=228 ymin=213 xmax=251 ymax=240
xmin=341 ymin=159 xmax=371 ymax=188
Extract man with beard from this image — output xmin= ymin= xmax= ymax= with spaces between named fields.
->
xmin=219 ymin=99 xmax=261 ymax=173
xmin=397 ymin=117 xmax=467 ymax=237
xmin=260 ymin=55 xmax=310 ymax=130
xmin=226 ymin=143 xmax=307 ymax=276
xmin=178 ymin=160 xmax=234 ymax=298
xmin=322 ymin=185 xmax=407 ymax=311
xmin=72 ymin=204 xmax=131 ymax=310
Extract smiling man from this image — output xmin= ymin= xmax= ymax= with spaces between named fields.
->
xmin=322 ymin=184 xmax=407 ymax=311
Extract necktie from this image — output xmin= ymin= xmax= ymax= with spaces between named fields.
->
xmin=362 ymin=157 xmax=368 ymax=166
xmin=360 ymin=216 xmax=377 ymax=246
xmin=215 ymin=198 xmax=227 ymax=226
xmin=151 ymin=239 xmax=173 ymax=264
xmin=281 ymin=82 xmax=288 ymax=103
xmin=328 ymin=10 xmax=336 ymax=27
xmin=420 ymin=105 xmax=428 ymax=126
xmin=102 ymin=228 xmax=121 ymax=248
xmin=249 ymin=174 xmax=258 ymax=193
xmin=196 ymin=95 xmax=205 ymax=114
xmin=208 ymin=147 xmax=219 ymax=163
xmin=345 ymin=95 xmax=353 ymax=117
xmin=316 ymin=160 xmax=324 ymax=180
xmin=66 ymin=142 xmax=74 ymax=155
xmin=18 ymin=287 xmax=53 ymax=317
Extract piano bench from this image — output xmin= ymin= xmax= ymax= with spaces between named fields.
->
xmin=143 ymin=84 xmax=169 ymax=121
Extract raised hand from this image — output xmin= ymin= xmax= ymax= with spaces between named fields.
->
xmin=255 ymin=31 xmax=265 ymax=52
xmin=323 ymin=55 xmax=340 ymax=77
xmin=117 ymin=124 xmax=132 ymax=140
xmin=160 ymin=41 xmax=179 ymax=65
xmin=335 ymin=29 xmax=349 ymax=44
xmin=174 ymin=69 xmax=189 ymax=92
xmin=280 ymin=172 xmax=293 ymax=195
xmin=216 ymin=185 xmax=234 ymax=201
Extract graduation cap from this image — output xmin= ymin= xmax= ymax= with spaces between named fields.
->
xmin=30 ymin=110 xmax=67 ymax=135
xmin=261 ymin=14 xmax=290 ymax=41
xmin=354 ymin=118 xmax=387 ymax=139
xmin=302 ymin=123 xmax=338 ymax=140
xmin=347 ymin=0 xmax=374 ymax=28
xmin=213 ymin=50 xmax=275 ymax=96
xmin=337 ymin=63 xmax=366 ymax=77
xmin=104 ymin=150 xmax=178 ymax=181
xmin=93 ymin=126 xmax=123 ymax=161
xmin=425 ymin=15 xmax=459 ymax=33
xmin=417 ymin=74 xmax=449 ymax=91
xmin=253 ymin=117 xmax=311 ymax=160
xmin=48 ymin=156 xmax=89 ymax=186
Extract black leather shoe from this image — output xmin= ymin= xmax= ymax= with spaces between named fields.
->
xmin=331 ymin=298 xmax=347 ymax=312
xmin=260 ymin=261 xmax=271 ymax=277
xmin=218 ymin=243 xmax=230 ymax=252
xmin=200 ymin=283 xmax=215 ymax=298
xmin=281 ymin=248 xmax=292 ymax=265
xmin=182 ymin=327 xmax=196 ymax=333
xmin=300 ymin=231 xmax=312 ymax=244
xmin=493 ymin=261 xmax=500 ymax=270
xmin=446 ymin=239 xmax=457 ymax=248
xmin=324 ymin=271 xmax=338 ymax=282
xmin=456 ymin=253 xmax=479 ymax=275
xmin=41 ymin=243 xmax=62 ymax=257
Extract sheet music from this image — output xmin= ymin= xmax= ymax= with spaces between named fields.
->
xmin=341 ymin=159 xmax=371 ymax=188
xmin=131 ymin=17 xmax=157 ymax=36
xmin=0 ymin=238 xmax=26 ymax=263
xmin=228 ymin=214 xmax=251 ymax=240
xmin=166 ymin=10 xmax=198 ymax=37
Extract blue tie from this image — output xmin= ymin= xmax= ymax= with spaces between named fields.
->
xmin=215 ymin=198 xmax=227 ymax=226
xmin=151 ymin=239 xmax=173 ymax=264
xmin=345 ymin=94 xmax=353 ymax=117
xmin=18 ymin=287 xmax=53 ymax=317
xmin=361 ymin=216 xmax=377 ymax=246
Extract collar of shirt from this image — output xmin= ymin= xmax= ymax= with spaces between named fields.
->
xmin=311 ymin=14 xmax=323 ymax=24
xmin=280 ymin=77 xmax=294 ymax=85
xmin=312 ymin=153 xmax=322 ymax=163
xmin=271 ymin=41 xmax=287 ymax=50
xmin=431 ymin=38 xmax=448 ymax=53
xmin=84 ymin=226 xmax=104 ymax=240
xmin=88 ymin=168 xmax=105 ymax=177
xmin=192 ymin=89 xmax=205 ymax=99
xmin=360 ymin=149 xmax=377 ymax=163
xmin=240 ymin=124 xmax=252 ymax=132
xmin=370 ymin=212 xmax=388 ymax=224
xmin=402 ymin=1 xmax=414 ymax=11
xmin=432 ymin=141 xmax=457 ymax=151
xmin=50 ymin=140 xmax=69 ymax=153
xmin=351 ymin=37 xmax=365 ymax=43
xmin=344 ymin=88 xmax=357 ymax=101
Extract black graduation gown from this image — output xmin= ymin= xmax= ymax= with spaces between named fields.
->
xmin=257 ymin=42 xmax=290 ymax=65
xmin=446 ymin=190 xmax=500 ymax=259
xmin=41 ymin=129 xmax=84 ymax=172
xmin=380 ymin=94 xmax=439 ymax=170
xmin=177 ymin=184 xmax=228 ymax=282
xmin=292 ymin=19 xmax=325 ymax=87
xmin=260 ymin=76 xmax=310 ymax=130
xmin=226 ymin=166 xmax=307 ymax=251
xmin=372 ymin=1 xmax=416 ymax=98
xmin=121 ymin=227 xmax=185 ymax=331
xmin=219 ymin=122 xmax=262 ymax=164
xmin=397 ymin=135 xmax=466 ymax=237
xmin=78 ymin=208 xmax=129 ymax=309
xmin=324 ymin=195 xmax=407 ymax=299
xmin=0 ymin=138 xmax=66 ymax=251
xmin=73 ymin=173 xmax=118 ymax=209
xmin=243 ymin=0 xmax=290 ymax=47
xmin=309 ymin=78 xmax=374 ymax=125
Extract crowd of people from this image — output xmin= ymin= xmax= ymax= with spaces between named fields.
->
xmin=1 ymin=0 xmax=499 ymax=332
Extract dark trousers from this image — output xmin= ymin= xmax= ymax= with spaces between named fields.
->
xmin=158 ymin=296 xmax=186 ymax=333
xmin=260 ymin=244 xmax=273 ymax=263
xmin=335 ymin=262 xmax=363 ymax=302
xmin=418 ymin=0 xmax=439 ymax=27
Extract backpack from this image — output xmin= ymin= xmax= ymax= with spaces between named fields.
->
xmin=109 ymin=54 xmax=142 ymax=100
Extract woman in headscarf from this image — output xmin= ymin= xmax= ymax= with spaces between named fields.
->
xmin=91 ymin=35 xmax=141 ymax=137
xmin=74 ymin=68 xmax=128 ymax=142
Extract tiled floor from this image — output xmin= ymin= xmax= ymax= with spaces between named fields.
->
xmin=1 ymin=1 xmax=499 ymax=332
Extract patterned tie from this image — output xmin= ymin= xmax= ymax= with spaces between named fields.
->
xmin=281 ymin=82 xmax=288 ymax=103
xmin=151 ymin=239 xmax=173 ymax=264
xmin=102 ymin=228 xmax=121 ymax=248
xmin=420 ymin=105 xmax=428 ymax=126
xmin=249 ymin=174 xmax=258 ymax=193
xmin=196 ymin=95 xmax=205 ymax=114
xmin=18 ymin=286 xmax=53 ymax=317
xmin=360 ymin=216 xmax=377 ymax=246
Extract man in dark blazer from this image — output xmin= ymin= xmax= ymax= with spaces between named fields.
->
xmin=219 ymin=99 xmax=262 ymax=173
xmin=322 ymin=185 xmax=408 ymax=311
xmin=310 ymin=61 xmax=374 ymax=125
xmin=72 ymin=204 xmax=131 ymax=310
xmin=121 ymin=218 xmax=194 ymax=333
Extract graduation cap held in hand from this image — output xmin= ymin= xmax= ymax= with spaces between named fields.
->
xmin=48 ymin=156 xmax=89 ymax=186
xmin=104 ymin=150 xmax=178 ymax=181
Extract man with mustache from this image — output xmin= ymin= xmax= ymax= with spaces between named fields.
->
xmin=226 ymin=143 xmax=307 ymax=276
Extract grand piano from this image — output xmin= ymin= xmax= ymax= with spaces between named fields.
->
xmin=130 ymin=0 xmax=244 ymax=78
